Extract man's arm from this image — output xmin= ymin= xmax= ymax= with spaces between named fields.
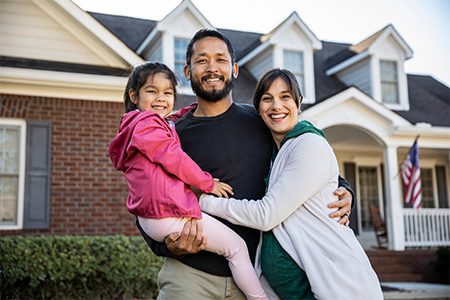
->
xmin=328 ymin=175 xmax=355 ymax=226
xmin=136 ymin=217 xmax=207 ymax=257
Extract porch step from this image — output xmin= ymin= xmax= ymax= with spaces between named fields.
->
xmin=366 ymin=249 xmax=437 ymax=283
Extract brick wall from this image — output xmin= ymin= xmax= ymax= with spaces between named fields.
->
xmin=1 ymin=94 xmax=138 ymax=236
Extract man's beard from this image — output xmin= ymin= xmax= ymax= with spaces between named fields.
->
xmin=190 ymin=73 xmax=235 ymax=103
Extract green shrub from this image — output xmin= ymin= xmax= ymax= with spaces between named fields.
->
xmin=430 ymin=246 xmax=450 ymax=284
xmin=0 ymin=235 xmax=164 ymax=299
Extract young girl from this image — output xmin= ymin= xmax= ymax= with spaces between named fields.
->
xmin=108 ymin=62 xmax=268 ymax=300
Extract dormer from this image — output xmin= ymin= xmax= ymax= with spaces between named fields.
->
xmin=237 ymin=12 xmax=322 ymax=104
xmin=325 ymin=25 xmax=413 ymax=111
xmin=136 ymin=0 xmax=214 ymax=94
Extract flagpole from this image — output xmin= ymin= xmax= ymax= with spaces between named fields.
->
xmin=394 ymin=135 xmax=420 ymax=179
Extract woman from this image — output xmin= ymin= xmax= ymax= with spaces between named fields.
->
xmin=199 ymin=68 xmax=383 ymax=300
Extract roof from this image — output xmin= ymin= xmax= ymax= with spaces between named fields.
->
xmin=85 ymin=13 xmax=449 ymax=128
xmin=394 ymin=75 xmax=450 ymax=126
xmin=89 ymin=12 xmax=156 ymax=51
xmin=218 ymin=29 xmax=263 ymax=61
xmin=0 ymin=56 xmax=128 ymax=76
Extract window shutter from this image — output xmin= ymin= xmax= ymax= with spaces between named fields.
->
xmin=436 ymin=166 xmax=449 ymax=208
xmin=344 ymin=162 xmax=358 ymax=234
xmin=23 ymin=121 xmax=51 ymax=229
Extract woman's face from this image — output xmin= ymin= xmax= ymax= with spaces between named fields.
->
xmin=258 ymin=78 xmax=299 ymax=148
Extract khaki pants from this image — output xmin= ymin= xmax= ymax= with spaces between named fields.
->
xmin=157 ymin=257 xmax=246 ymax=300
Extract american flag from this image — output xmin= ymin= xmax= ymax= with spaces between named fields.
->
xmin=401 ymin=140 xmax=421 ymax=209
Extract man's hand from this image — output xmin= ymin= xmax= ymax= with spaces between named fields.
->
xmin=328 ymin=187 xmax=352 ymax=227
xmin=165 ymin=218 xmax=207 ymax=256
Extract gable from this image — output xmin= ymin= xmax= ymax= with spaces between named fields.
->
xmin=0 ymin=0 xmax=138 ymax=69
xmin=374 ymin=36 xmax=404 ymax=60
xmin=272 ymin=24 xmax=311 ymax=50
xmin=169 ymin=9 xmax=205 ymax=38
xmin=302 ymin=87 xmax=411 ymax=143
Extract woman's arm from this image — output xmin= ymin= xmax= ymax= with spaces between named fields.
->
xmin=200 ymin=134 xmax=334 ymax=231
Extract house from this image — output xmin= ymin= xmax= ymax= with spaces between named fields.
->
xmin=1 ymin=0 xmax=449 ymax=255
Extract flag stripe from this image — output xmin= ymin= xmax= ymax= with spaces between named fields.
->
xmin=401 ymin=140 xmax=421 ymax=209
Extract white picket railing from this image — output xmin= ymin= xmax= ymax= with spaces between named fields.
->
xmin=403 ymin=208 xmax=450 ymax=247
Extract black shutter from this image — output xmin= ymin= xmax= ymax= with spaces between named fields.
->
xmin=23 ymin=121 xmax=51 ymax=229
xmin=344 ymin=162 xmax=358 ymax=234
xmin=436 ymin=166 xmax=449 ymax=208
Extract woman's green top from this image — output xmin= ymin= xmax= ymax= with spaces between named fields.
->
xmin=261 ymin=120 xmax=325 ymax=300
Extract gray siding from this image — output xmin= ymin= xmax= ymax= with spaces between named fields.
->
xmin=247 ymin=48 xmax=273 ymax=80
xmin=337 ymin=58 xmax=372 ymax=96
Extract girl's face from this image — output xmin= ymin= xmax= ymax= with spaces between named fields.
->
xmin=130 ymin=72 xmax=175 ymax=118
xmin=258 ymin=77 xmax=299 ymax=148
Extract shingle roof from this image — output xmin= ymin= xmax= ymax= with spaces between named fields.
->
xmin=324 ymin=25 xmax=389 ymax=70
xmin=89 ymin=12 xmax=156 ymax=51
xmin=85 ymin=13 xmax=449 ymax=127
xmin=394 ymin=75 xmax=449 ymax=126
xmin=0 ymin=56 xmax=128 ymax=76
xmin=218 ymin=29 xmax=263 ymax=61
xmin=309 ymin=41 xmax=350 ymax=106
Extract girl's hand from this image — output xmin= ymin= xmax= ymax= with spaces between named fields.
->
xmin=210 ymin=178 xmax=233 ymax=198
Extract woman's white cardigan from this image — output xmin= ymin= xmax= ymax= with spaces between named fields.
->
xmin=200 ymin=133 xmax=383 ymax=300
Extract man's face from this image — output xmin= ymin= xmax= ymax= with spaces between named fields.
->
xmin=184 ymin=37 xmax=238 ymax=102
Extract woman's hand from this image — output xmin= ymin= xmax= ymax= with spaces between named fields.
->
xmin=328 ymin=187 xmax=352 ymax=227
xmin=210 ymin=179 xmax=234 ymax=198
xmin=165 ymin=218 xmax=207 ymax=256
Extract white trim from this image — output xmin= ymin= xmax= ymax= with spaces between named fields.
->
xmin=326 ymin=50 xmax=370 ymax=76
xmin=0 ymin=67 xmax=127 ymax=102
xmin=0 ymin=119 xmax=26 ymax=230
xmin=136 ymin=0 xmax=215 ymax=55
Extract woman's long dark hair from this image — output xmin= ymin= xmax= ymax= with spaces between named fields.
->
xmin=253 ymin=68 xmax=303 ymax=114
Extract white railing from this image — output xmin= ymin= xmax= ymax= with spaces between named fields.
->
xmin=403 ymin=208 xmax=450 ymax=247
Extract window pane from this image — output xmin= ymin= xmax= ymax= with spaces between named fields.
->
xmin=381 ymin=82 xmax=398 ymax=104
xmin=175 ymin=63 xmax=189 ymax=87
xmin=380 ymin=60 xmax=398 ymax=104
xmin=284 ymin=51 xmax=303 ymax=74
xmin=1 ymin=176 xmax=18 ymax=222
xmin=175 ymin=39 xmax=188 ymax=62
xmin=359 ymin=167 xmax=379 ymax=231
xmin=380 ymin=61 xmax=397 ymax=82
xmin=175 ymin=39 xmax=189 ymax=87
xmin=421 ymin=168 xmax=435 ymax=208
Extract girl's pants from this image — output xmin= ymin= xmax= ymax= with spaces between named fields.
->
xmin=138 ymin=213 xmax=268 ymax=300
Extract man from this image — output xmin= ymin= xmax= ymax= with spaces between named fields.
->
xmin=137 ymin=29 xmax=353 ymax=299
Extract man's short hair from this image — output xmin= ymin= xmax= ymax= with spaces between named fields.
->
xmin=186 ymin=29 xmax=236 ymax=66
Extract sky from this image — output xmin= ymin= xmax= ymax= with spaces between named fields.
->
xmin=72 ymin=0 xmax=450 ymax=86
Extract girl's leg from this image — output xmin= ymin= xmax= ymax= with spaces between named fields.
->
xmin=200 ymin=213 xmax=268 ymax=300
xmin=138 ymin=216 xmax=189 ymax=242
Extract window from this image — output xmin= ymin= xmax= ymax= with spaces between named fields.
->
xmin=0 ymin=126 xmax=20 ymax=224
xmin=0 ymin=120 xmax=25 ymax=228
xmin=175 ymin=38 xmax=189 ymax=87
xmin=420 ymin=168 xmax=435 ymax=208
xmin=284 ymin=50 xmax=304 ymax=93
xmin=359 ymin=167 xmax=379 ymax=231
xmin=380 ymin=60 xmax=398 ymax=104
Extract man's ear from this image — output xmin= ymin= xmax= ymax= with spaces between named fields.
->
xmin=184 ymin=65 xmax=191 ymax=81
xmin=233 ymin=62 xmax=239 ymax=79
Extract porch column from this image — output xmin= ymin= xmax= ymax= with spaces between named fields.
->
xmin=383 ymin=145 xmax=405 ymax=250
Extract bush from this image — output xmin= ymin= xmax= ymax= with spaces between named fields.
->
xmin=430 ymin=246 xmax=450 ymax=284
xmin=0 ymin=235 xmax=164 ymax=299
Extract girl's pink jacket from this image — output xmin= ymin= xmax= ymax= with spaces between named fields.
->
xmin=108 ymin=109 xmax=214 ymax=219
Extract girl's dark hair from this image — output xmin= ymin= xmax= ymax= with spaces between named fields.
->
xmin=253 ymin=68 xmax=303 ymax=114
xmin=124 ymin=62 xmax=180 ymax=113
